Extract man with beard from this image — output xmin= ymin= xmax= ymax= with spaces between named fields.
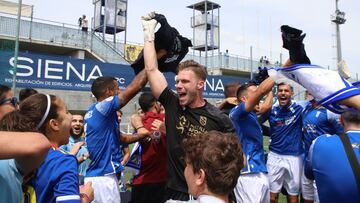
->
xmin=263 ymin=82 xmax=304 ymax=203
xmin=139 ymin=12 xmax=234 ymax=201
xmin=130 ymin=92 xmax=167 ymax=203
xmin=60 ymin=114 xmax=90 ymax=184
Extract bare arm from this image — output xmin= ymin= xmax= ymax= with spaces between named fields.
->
xmin=119 ymin=114 xmax=150 ymax=144
xmin=118 ymin=69 xmax=147 ymax=108
xmin=80 ymin=182 xmax=94 ymax=203
xmin=257 ymin=91 xmax=274 ymax=115
xmin=69 ymin=141 xmax=85 ymax=155
xmin=0 ymin=131 xmax=50 ymax=175
xmin=119 ymin=130 xmax=149 ymax=144
xmin=144 ymin=40 xmax=168 ymax=99
xmin=150 ymin=119 xmax=166 ymax=134
xmin=141 ymin=13 xmax=168 ymax=99
xmin=121 ymin=147 xmax=130 ymax=166
xmin=244 ymin=77 xmax=275 ymax=112
xmin=338 ymin=95 xmax=360 ymax=112
xmin=218 ymin=97 xmax=238 ymax=110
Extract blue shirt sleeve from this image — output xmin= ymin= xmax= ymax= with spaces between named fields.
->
xmin=95 ymin=95 xmax=120 ymax=116
xmin=304 ymin=138 xmax=317 ymax=180
xmin=229 ymin=102 xmax=249 ymax=120
xmin=54 ymin=155 xmax=80 ymax=203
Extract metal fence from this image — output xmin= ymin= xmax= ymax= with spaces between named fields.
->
xmin=1 ymin=12 xmax=359 ymax=81
xmin=0 ymin=13 xmax=127 ymax=64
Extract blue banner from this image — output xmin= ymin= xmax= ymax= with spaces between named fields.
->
xmin=0 ymin=50 xmax=248 ymax=98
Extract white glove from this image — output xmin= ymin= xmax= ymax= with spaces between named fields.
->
xmin=141 ymin=12 xmax=158 ymax=42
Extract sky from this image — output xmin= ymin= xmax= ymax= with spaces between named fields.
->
xmin=19 ymin=0 xmax=360 ymax=76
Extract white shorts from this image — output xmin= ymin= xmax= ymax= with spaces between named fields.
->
xmin=266 ymin=151 xmax=303 ymax=195
xmin=84 ymin=174 xmax=120 ymax=203
xmin=301 ymin=169 xmax=319 ymax=202
xmin=234 ymin=172 xmax=270 ymax=203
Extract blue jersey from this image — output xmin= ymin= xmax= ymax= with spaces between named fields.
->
xmin=305 ymin=131 xmax=360 ymax=203
xmin=266 ymin=102 xmax=303 ymax=155
xmin=23 ymin=148 xmax=80 ymax=203
xmin=60 ymin=135 xmax=91 ymax=176
xmin=84 ymin=95 xmax=123 ymax=176
xmin=302 ymin=102 xmax=343 ymax=154
xmin=229 ymin=102 xmax=267 ymax=174
xmin=0 ymin=159 xmax=22 ymax=203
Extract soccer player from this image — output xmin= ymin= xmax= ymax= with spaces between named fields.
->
xmin=84 ymin=74 xmax=150 ymax=203
xmin=264 ymin=82 xmax=304 ymax=203
xmin=229 ymin=78 xmax=274 ymax=203
xmin=305 ymin=110 xmax=360 ymax=203
xmin=301 ymin=92 xmax=343 ymax=203
xmin=140 ymin=12 xmax=235 ymax=201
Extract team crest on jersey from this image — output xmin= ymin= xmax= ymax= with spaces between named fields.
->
xmin=199 ymin=116 xmax=207 ymax=126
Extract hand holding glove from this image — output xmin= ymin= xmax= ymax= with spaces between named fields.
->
xmin=281 ymin=25 xmax=311 ymax=64
xmin=255 ymin=67 xmax=269 ymax=84
xmin=141 ymin=12 xmax=158 ymax=42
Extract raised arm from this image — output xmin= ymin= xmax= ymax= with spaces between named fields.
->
xmin=118 ymin=69 xmax=147 ymax=108
xmin=142 ymin=12 xmax=168 ymax=99
xmin=244 ymin=77 xmax=275 ymax=112
xmin=0 ymin=131 xmax=50 ymax=175
xmin=257 ymin=90 xmax=274 ymax=115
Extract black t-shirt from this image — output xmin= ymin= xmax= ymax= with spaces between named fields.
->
xmin=158 ymin=87 xmax=235 ymax=193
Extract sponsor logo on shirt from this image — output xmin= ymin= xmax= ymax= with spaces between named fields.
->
xmin=84 ymin=110 xmax=93 ymax=119
xmin=199 ymin=116 xmax=207 ymax=126
xmin=176 ymin=115 xmax=207 ymax=137
xmin=304 ymin=124 xmax=317 ymax=133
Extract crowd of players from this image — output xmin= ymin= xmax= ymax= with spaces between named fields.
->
xmin=1 ymin=12 xmax=360 ymax=203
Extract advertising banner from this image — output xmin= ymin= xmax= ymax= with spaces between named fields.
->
xmin=0 ymin=50 xmax=248 ymax=98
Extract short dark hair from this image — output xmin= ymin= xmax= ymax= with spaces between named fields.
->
xmin=138 ymin=92 xmax=157 ymax=113
xmin=224 ymin=81 xmax=240 ymax=98
xmin=0 ymin=85 xmax=11 ymax=101
xmin=177 ymin=60 xmax=207 ymax=81
xmin=19 ymin=88 xmax=38 ymax=102
xmin=236 ymin=82 xmax=256 ymax=99
xmin=342 ymin=110 xmax=360 ymax=125
xmin=277 ymin=82 xmax=293 ymax=92
xmin=91 ymin=76 xmax=117 ymax=100
xmin=183 ymin=131 xmax=244 ymax=196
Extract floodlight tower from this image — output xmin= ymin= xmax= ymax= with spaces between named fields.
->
xmin=331 ymin=0 xmax=346 ymax=63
